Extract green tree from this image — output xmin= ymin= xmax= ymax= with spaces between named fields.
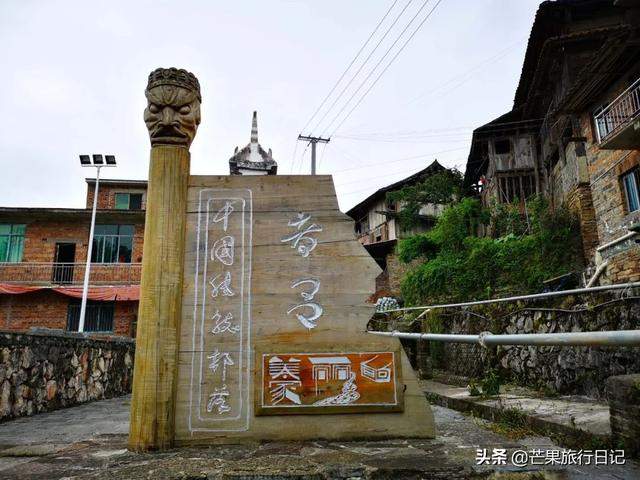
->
xmin=387 ymin=169 xmax=464 ymax=229
xmin=398 ymin=196 xmax=583 ymax=306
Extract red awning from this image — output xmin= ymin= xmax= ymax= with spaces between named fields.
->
xmin=0 ymin=284 xmax=41 ymax=295
xmin=0 ymin=284 xmax=139 ymax=301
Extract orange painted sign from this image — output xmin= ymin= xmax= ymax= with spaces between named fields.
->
xmin=257 ymin=351 xmax=402 ymax=415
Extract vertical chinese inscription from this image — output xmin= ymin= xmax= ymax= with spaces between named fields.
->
xmin=189 ymin=189 xmax=252 ymax=432
xmin=281 ymin=213 xmax=324 ymax=330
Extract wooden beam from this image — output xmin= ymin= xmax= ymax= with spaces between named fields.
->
xmin=128 ymin=146 xmax=190 ymax=451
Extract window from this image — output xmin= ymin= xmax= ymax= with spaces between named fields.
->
xmin=66 ymin=301 xmax=114 ymax=332
xmin=114 ymin=193 xmax=143 ymax=210
xmin=0 ymin=224 xmax=25 ymax=263
xmin=92 ymin=225 xmax=134 ymax=263
xmin=497 ymin=172 xmax=536 ymax=204
xmin=494 ymin=139 xmax=512 ymax=155
xmin=385 ymin=199 xmax=397 ymax=212
xmin=622 ymin=168 xmax=640 ymax=213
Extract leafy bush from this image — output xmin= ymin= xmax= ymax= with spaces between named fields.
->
xmin=468 ymin=380 xmax=481 ymax=396
xmin=397 ymin=197 xmax=487 ymax=263
xmin=480 ymin=369 xmax=502 ymax=396
xmin=387 ymin=169 xmax=464 ymax=229
xmin=399 ymin=196 xmax=583 ymax=306
xmin=397 ymin=235 xmax=439 ymax=263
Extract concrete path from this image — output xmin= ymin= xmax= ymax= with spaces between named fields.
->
xmin=0 ymin=396 xmax=130 ymax=448
xmin=424 ymin=380 xmax=611 ymax=444
xmin=0 ymin=395 xmax=637 ymax=479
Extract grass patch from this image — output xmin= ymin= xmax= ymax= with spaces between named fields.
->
xmin=482 ymin=406 xmax=536 ymax=440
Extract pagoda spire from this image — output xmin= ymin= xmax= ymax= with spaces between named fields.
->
xmin=228 ymin=110 xmax=277 ymax=175
xmin=250 ymin=111 xmax=258 ymax=144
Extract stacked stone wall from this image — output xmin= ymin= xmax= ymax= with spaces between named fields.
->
xmin=0 ymin=329 xmax=134 ymax=421
xmin=386 ymin=253 xmax=422 ymax=298
xmin=415 ymin=293 xmax=640 ymax=399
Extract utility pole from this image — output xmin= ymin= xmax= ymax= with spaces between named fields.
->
xmin=297 ymin=134 xmax=330 ymax=175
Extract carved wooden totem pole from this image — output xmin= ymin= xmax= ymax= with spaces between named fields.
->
xmin=129 ymin=68 xmax=200 ymax=451
xmin=129 ymin=68 xmax=434 ymax=451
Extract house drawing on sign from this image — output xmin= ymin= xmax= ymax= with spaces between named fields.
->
xmin=360 ymin=355 xmax=392 ymax=383
xmin=309 ymin=356 xmax=352 ymax=394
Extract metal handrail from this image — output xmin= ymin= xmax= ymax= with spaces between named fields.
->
xmin=379 ymin=282 xmax=640 ymax=313
xmin=369 ymin=329 xmax=640 ymax=347
xmin=0 ymin=262 xmax=142 ymax=285
xmin=594 ymin=76 xmax=640 ymax=143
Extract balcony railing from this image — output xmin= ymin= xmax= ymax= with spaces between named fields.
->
xmin=0 ymin=262 xmax=141 ymax=285
xmin=594 ymin=77 xmax=640 ymax=144
xmin=357 ymin=222 xmax=391 ymax=245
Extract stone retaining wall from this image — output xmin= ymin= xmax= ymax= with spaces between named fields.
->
xmin=414 ymin=293 xmax=640 ymax=399
xmin=0 ymin=328 xmax=134 ymax=421
xmin=606 ymin=374 xmax=640 ymax=456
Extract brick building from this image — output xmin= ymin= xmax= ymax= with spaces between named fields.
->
xmin=0 ymin=179 xmax=147 ymax=336
xmin=465 ymin=0 xmax=640 ymax=285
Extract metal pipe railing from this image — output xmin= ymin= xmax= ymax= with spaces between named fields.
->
xmin=379 ymin=282 xmax=640 ymax=314
xmin=368 ymin=329 xmax=640 ymax=347
xmin=594 ymin=76 xmax=640 ymax=143
xmin=596 ymin=230 xmax=637 ymax=252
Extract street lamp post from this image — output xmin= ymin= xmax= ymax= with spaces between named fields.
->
xmin=78 ymin=154 xmax=116 ymax=333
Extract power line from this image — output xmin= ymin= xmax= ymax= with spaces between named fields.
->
xmin=309 ymin=0 xmax=415 ymax=135
xmin=336 ymin=166 xmax=426 ymax=187
xmin=330 ymin=146 xmax=466 ymax=173
xmin=295 ymin=142 xmax=311 ymax=174
xmin=402 ymin=37 xmax=526 ymax=107
xmin=337 ymin=161 xmax=464 ymax=199
xmin=328 ymin=0 xmax=446 ymax=137
xmin=338 ymin=125 xmax=473 ymax=136
xmin=342 ymin=38 xmax=525 ymax=134
xmin=333 ymin=136 xmax=470 ymax=144
xmin=317 ymin=142 xmax=329 ymax=171
xmin=319 ymin=0 xmax=436 ymax=137
xmin=299 ymin=0 xmax=400 ymax=134
xmin=335 ymin=159 xmax=462 ymax=187
xmin=289 ymin=140 xmax=299 ymax=173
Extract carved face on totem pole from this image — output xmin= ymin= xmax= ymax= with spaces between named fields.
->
xmin=144 ymin=68 xmax=201 ymax=148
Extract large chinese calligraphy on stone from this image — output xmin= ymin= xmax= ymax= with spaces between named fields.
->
xmin=187 ymin=188 xmax=252 ymax=433
xmin=257 ymin=352 xmax=401 ymax=415
xmin=175 ymin=175 xmax=435 ymax=444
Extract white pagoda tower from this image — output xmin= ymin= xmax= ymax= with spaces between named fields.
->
xmin=229 ymin=111 xmax=278 ymax=175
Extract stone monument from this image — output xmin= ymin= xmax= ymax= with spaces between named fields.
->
xmin=129 ymin=68 xmax=435 ymax=451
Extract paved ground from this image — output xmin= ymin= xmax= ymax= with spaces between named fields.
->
xmin=0 ymin=395 xmax=637 ymax=479
xmin=424 ymin=380 xmax=611 ymax=442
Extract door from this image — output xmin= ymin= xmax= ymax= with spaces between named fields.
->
xmin=52 ymin=243 xmax=76 ymax=284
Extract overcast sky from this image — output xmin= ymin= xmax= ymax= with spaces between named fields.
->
xmin=0 ymin=0 xmax=541 ymax=211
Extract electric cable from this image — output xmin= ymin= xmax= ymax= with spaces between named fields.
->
xmin=309 ymin=0 xmax=416 ymax=135
xmin=299 ymin=0 xmax=401 ymax=133
xmin=327 ymin=0 xmax=446 ymax=137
